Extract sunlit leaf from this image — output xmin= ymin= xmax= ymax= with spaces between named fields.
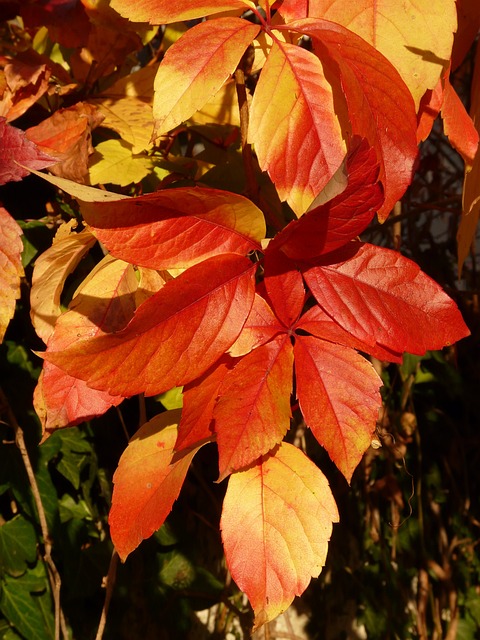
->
xmin=0 ymin=207 xmax=24 ymax=343
xmin=109 ymin=410 xmax=203 ymax=561
xmin=34 ymin=256 xmax=137 ymax=433
xmin=228 ymin=293 xmax=283 ymax=357
xmin=111 ymin=0 xmax=253 ymax=24
xmin=280 ymin=0 xmax=457 ymax=109
xmin=89 ymin=139 xmax=153 ymax=187
xmin=214 ymin=334 xmax=294 ymax=480
xmin=176 ymin=356 xmax=233 ymax=452
xmin=43 ymin=254 xmax=257 ymax=397
xmin=303 ymin=243 xmax=470 ymax=353
xmin=248 ymin=40 xmax=346 ymax=215
xmin=287 ymin=18 xmax=418 ymax=219
xmin=79 ymin=186 xmax=265 ymax=269
xmin=270 ymin=140 xmax=383 ymax=259
xmin=221 ymin=442 xmax=339 ymax=629
xmin=294 ymin=335 xmax=382 ymax=482
xmin=153 ymin=18 xmax=259 ymax=137
xmin=30 ymin=225 xmax=96 ymax=344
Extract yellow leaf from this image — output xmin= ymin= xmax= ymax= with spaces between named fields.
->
xmin=30 ymin=226 xmax=96 ymax=343
xmin=291 ymin=0 xmax=457 ymax=109
xmin=0 ymin=208 xmax=24 ymax=343
xmin=89 ymin=139 xmax=153 ymax=187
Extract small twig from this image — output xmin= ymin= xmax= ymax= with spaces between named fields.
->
xmin=95 ymin=550 xmax=119 ymax=640
xmin=0 ymin=386 xmax=68 ymax=640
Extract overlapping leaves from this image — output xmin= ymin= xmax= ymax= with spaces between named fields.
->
xmin=40 ymin=141 xmax=469 ymax=627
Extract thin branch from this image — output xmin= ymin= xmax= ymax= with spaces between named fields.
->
xmin=95 ymin=550 xmax=119 ymax=640
xmin=0 ymin=386 xmax=68 ymax=640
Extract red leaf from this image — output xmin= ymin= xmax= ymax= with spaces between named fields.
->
xmin=109 ymin=409 xmax=202 ymax=561
xmin=215 ymin=334 xmax=294 ymax=480
xmin=248 ymin=40 xmax=346 ymax=215
xmin=221 ymin=441 xmax=339 ymax=629
xmin=153 ymin=18 xmax=260 ymax=137
xmin=270 ymin=140 xmax=384 ymax=260
xmin=263 ymin=249 xmax=305 ymax=327
xmin=228 ymin=293 xmax=284 ymax=357
xmin=296 ymin=304 xmax=403 ymax=363
xmin=0 ymin=117 xmax=56 ymax=185
xmin=80 ymin=187 xmax=265 ymax=269
xmin=176 ymin=356 xmax=233 ymax=452
xmin=44 ymin=254 xmax=256 ymax=397
xmin=303 ymin=243 xmax=470 ymax=354
xmin=294 ymin=335 xmax=382 ymax=482
xmin=286 ymin=18 xmax=418 ymax=220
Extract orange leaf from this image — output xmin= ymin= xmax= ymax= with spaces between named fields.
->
xmin=34 ymin=256 xmax=138 ymax=434
xmin=214 ymin=334 xmax=293 ymax=480
xmin=294 ymin=335 xmax=382 ymax=482
xmin=459 ymin=45 xmax=480 ymax=274
xmin=441 ymin=74 xmax=479 ymax=164
xmin=43 ymin=254 xmax=257 ymax=397
xmin=26 ymin=102 xmax=104 ymax=184
xmin=109 ymin=409 xmax=203 ymax=561
xmin=263 ymin=249 xmax=305 ymax=327
xmin=221 ymin=441 xmax=339 ymax=629
xmin=30 ymin=226 xmax=96 ymax=344
xmin=0 ymin=207 xmax=24 ymax=343
xmin=153 ymin=18 xmax=260 ymax=137
xmin=110 ymin=0 xmax=253 ymax=24
xmin=248 ymin=40 xmax=346 ymax=215
xmin=176 ymin=356 xmax=233 ymax=452
xmin=79 ymin=186 xmax=265 ymax=269
xmin=287 ymin=18 xmax=418 ymax=219
xmin=228 ymin=293 xmax=283 ymax=357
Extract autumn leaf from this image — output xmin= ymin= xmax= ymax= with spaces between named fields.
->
xmin=30 ymin=225 xmax=96 ymax=344
xmin=175 ymin=357 xmax=233 ymax=452
xmin=279 ymin=0 xmax=457 ymax=109
xmin=286 ymin=18 xmax=418 ymax=219
xmin=228 ymin=293 xmax=284 ymax=357
xmin=263 ymin=249 xmax=305 ymax=327
xmin=441 ymin=74 xmax=479 ymax=164
xmin=0 ymin=117 xmax=57 ymax=185
xmin=293 ymin=335 xmax=382 ymax=482
xmin=221 ymin=442 xmax=339 ymax=629
xmin=270 ymin=140 xmax=384 ymax=260
xmin=248 ymin=40 xmax=346 ymax=215
xmin=26 ymin=102 xmax=104 ymax=184
xmin=79 ymin=186 xmax=265 ymax=269
xmin=43 ymin=254 xmax=257 ymax=397
xmin=89 ymin=139 xmax=153 ymax=187
xmin=109 ymin=410 xmax=204 ymax=561
xmin=303 ymin=242 xmax=470 ymax=353
xmin=34 ymin=256 xmax=138 ymax=434
xmin=214 ymin=334 xmax=294 ymax=480
xmin=110 ymin=0 xmax=254 ymax=24
xmin=152 ymin=18 xmax=259 ymax=138
xmin=0 ymin=207 xmax=24 ymax=343
xmin=0 ymin=53 xmax=52 ymax=122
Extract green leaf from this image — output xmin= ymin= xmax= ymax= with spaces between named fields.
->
xmin=157 ymin=387 xmax=183 ymax=410
xmin=58 ymin=494 xmax=93 ymax=523
xmin=0 ymin=516 xmax=37 ymax=577
xmin=54 ymin=429 xmax=93 ymax=490
xmin=0 ymin=562 xmax=54 ymax=640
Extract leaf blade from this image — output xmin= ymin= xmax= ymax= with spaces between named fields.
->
xmin=221 ymin=442 xmax=339 ymax=629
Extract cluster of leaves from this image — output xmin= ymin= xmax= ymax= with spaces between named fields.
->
xmin=1 ymin=0 xmax=479 ymax=637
